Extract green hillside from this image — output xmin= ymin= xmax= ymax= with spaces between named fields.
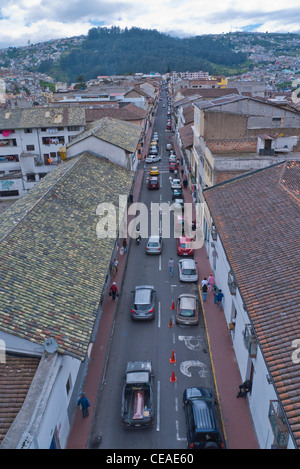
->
xmin=36 ymin=26 xmax=248 ymax=83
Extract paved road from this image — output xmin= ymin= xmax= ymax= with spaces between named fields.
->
xmin=89 ymin=88 xmax=220 ymax=449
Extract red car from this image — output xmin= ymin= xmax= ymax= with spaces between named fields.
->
xmin=148 ymin=176 xmax=159 ymax=190
xmin=176 ymin=236 xmax=194 ymax=256
xmin=169 ymin=162 xmax=178 ymax=172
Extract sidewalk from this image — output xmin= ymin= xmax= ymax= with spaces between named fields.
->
xmin=66 ymin=128 xmax=259 ymax=450
xmin=172 ymin=134 xmax=259 ymax=449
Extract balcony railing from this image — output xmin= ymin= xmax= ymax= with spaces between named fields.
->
xmin=268 ymin=400 xmax=289 ymax=448
xmin=243 ymin=324 xmax=258 ymax=358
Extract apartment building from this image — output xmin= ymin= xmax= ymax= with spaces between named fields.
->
xmin=0 ymin=107 xmax=86 ymax=199
xmin=190 ymin=94 xmax=300 ymax=218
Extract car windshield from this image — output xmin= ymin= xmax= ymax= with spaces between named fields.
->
xmin=182 ymin=269 xmax=196 ymax=275
xmin=148 ymin=242 xmax=159 ymax=247
xmin=179 ymin=308 xmax=195 ymax=317
xmin=180 ymin=242 xmax=191 ymax=248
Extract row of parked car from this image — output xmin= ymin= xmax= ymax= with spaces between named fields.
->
xmin=126 ymin=91 xmax=224 ymax=449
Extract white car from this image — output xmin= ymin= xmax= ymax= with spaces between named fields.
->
xmin=169 ymin=155 xmax=177 ymax=163
xmin=170 ymin=178 xmax=181 ymax=189
xmin=178 ymin=259 xmax=198 ymax=283
xmin=166 ymin=143 xmax=172 ymax=151
xmin=145 ymin=155 xmax=161 ymax=163
xmin=149 ymin=145 xmax=158 ymax=155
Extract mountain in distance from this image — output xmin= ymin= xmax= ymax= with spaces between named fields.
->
xmin=36 ymin=26 xmax=249 ymax=83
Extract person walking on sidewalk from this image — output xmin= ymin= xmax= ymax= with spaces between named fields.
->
xmin=216 ymin=289 xmax=224 ymax=310
xmin=109 ymin=282 xmax=119 ymax=301
xmin=168 ymin=257 xmax=175 ymax=277
xmin=202 ymin=282 xmax=208 ymax=302
xmin=208 ymin=273 xmax=215 ymax=292
xmin=213 ymin=284 xmax=219 ymax=304
xmin=122 ymin=238 xmax=127 ymax=254
xmin=77 ymin=392 xmax=90 ymax=418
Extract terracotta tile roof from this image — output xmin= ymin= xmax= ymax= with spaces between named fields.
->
xmin=0 ymin=354 xmax=40 ymax=444
xmin=85 ymin=103 xmax=147 ymax=124
xmin=178 ymin=124 xmax=193 ymax=149
xmin=67 ymin=117 xmax=142 ymax=153
xmin=203 ymin=161 xmax=300 ymax=447
xmin=0 ymin=153 xmax=134 ymax=361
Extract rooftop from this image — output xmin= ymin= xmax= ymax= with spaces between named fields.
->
xmin=0 ymin=152 xmax=134 ymax=361
xmin=203 ymin=161 xmax=300 ymax=447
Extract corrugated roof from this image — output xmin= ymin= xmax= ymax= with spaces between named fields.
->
xmin=203 ymin=161 xmax=300 ymax=447
xmin=0 ymin=153 xmax=134 ymax=361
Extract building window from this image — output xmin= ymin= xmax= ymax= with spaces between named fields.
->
xmin=27 ymin=173 xmax=36 ymax=182
xmin=26 ymin=145 xmax=35 ymax=151
xmin=24 ymin=128 xmax=33 ymax=133
xmin=0 ymin=190 xmax=19 ymax=197
xmin=66 ymin=374 xmax=72 ymax=396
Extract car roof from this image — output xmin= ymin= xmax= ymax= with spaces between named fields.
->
xmin=134 ymin=285 xmax=154 ymax=304
xmin=179 ymin=295 xmax=197 ymax=309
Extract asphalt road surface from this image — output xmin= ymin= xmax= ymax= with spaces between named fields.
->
xmin=90 ymin=87 xmax=219 ymax=450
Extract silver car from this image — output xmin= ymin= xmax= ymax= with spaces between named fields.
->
xmin=176 ymin=294 xmax=199 ymax=325
xmin=178 ymin=259 xmax=198 ymax=282
xmin=146 ymin=235 xmax=162 ymax=255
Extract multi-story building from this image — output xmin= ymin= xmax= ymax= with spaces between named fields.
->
xmin=190 ymin=94 xmax=300 ymax=219
xmin=0 ymin=107 xmax=86 ymax=199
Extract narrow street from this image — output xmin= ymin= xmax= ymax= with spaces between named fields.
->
xmin=89 ymin=87 xmax=221 ymax=449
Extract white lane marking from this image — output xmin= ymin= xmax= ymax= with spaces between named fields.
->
xmin=156 ymin=380 xmax=160 ymax=431
xmin=180 ymin=360 xmax=208 ymax=378
xmin=158 ymin=301 xmax=161 ymax=328
xmin=178 ymin=335 xmax=203 ymax=351
xmin=176 ymin=420 xmax=187 ymax=441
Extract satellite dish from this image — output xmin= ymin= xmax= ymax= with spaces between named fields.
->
xmin=44 ymin=337 xmax=58 ymax=354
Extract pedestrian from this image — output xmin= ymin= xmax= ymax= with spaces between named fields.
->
xmin=181 ymin=169 xmax=184 ymax=178
xmin=201 ymin=277 xmax=208 ymax=288
xmin=122 ymin=238 xmax=127 ymax=254
xmin=77 ymin=392 xmax=90 ymax=418
xmin=216 ymin=289 xmax=224 ymax=311
xmin=202 ymin=282 xmax=208 ymax=302
xmin=208 ymin=273 xmax=215 ymax=291
xmin=113 ymin=258 xmax=118 ymax=275
xmin=168 ymin=257 xmax=174 ymax=277
xmin=109 ymin=282 xmax=118 ymax=300
xmin=213 ymin=284 xmax=219 ymax=304
xmin=183 ymin=178 xmax=188 ymax=189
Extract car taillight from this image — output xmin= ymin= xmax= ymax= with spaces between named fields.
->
xmin=148 ymin=308 xmax=153 ymax=314
xmin=131 ymin=309 xmax=135 ymax=313
xmin=189 ymin=443 xmax=194 ymax=449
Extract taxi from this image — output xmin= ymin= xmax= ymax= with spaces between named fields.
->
xmin=150 ymin=166 xmax=159 ymax=176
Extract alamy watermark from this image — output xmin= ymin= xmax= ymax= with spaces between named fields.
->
xmin=96 ymin=196 xmax=204 ymax=249
xmin=292 ymin=78 xmax=300 ymax=105
xmin=0 ymin=339 xmax=6 ymax=364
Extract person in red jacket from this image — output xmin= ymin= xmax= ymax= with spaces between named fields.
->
xmin=109 ymin=282 xmax=118 ymax=300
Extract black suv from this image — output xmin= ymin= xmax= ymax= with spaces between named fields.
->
xmin=183 ymin=387 xmax=224 ymax=449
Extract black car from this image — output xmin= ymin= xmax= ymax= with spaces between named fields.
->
xmin=183 ymin=387 xmax=224 ymax=449
xmin=172 ymin=188 xmax=183 ymax=200
xmin=131 ymin=285 xmax=156 ymax=320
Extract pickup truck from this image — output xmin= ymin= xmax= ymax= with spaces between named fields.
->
xmin=121 ymin=361 xmax=154 ymax=428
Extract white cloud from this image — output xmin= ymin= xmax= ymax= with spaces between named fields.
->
xmin=0 ymin=0 xmax=299 ymax=48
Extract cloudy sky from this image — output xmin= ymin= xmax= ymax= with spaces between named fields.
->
xmin=0 ymin=0 xmax=300 ymax=49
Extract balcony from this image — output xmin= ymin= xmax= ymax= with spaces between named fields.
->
xmin=228 ymin=270 xmax=237 ymax=295
xmin=243 ymin=324 xmax=258 ymax=358
xmin=268 ymin=400 xmax=289 ymax=449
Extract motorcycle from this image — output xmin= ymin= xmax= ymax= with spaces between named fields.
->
xmin=136 ymin=234 xmax=141 ymax=245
